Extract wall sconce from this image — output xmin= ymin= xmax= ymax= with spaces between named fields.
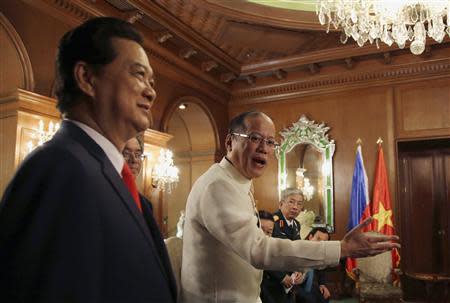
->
xmin=27 ymin=120 xmax=59 ymax=154
xmin=151 ymin=148 xmax=179 ymax=193
xmin=296 ymin=167 xmax=314 ymax=201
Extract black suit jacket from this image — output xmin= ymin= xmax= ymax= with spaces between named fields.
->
xmin=0 ymin=121 xmax=177 ymax=303
xmin=260 ymin=210 xmax=301 ymax=303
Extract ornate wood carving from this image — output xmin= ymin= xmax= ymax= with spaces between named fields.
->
xmin=244 ymin=75 xmax=256 ymax=85
xmin=273 ymin=69 xmax=287 ymax=80
xmin=22 ymin=0 xmax=94 ymax=26
xmin=383 ymin=52 xmax=392 ymax=65
xmin=179 ymin=48 xmax=197 ymax=59
xmin=308 ymin=63 xmax=320 ymax=75
xmin=201 ymin=60 xmax=218 ymax=72
xmin=231 ymin=59 xmax=450 ymax=104
xmin=344 ymin=58 xmax=354 ymax=69
xmin=220 ymin=73 xmax=236 ymax=83
xmin=128 ymin=0 xmax=240 ymax=73
xmin=126 ymin=10 xmax=144 ymax=24
xmin=156 ymin=31 xmax=173 ymax=44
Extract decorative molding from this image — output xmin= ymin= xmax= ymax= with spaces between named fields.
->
xmin=156 ymin=31 xmax=173 ymax=44
xmin=244 ymin=75 xmax=256 ymax=85
xmin=240 ymin=39 xmax=449 ymax=75
xmin=201 ymin=60 xmax=218 ymax=72
xmin=231 ymin=59 xmax=450 ymax=104
xmin=143 ymin=129 xmax=173 ymax=147
xmin=128 ymin=0 xmax=240 ymax=73
xmin=344 ymin=58 xmax=354 ymax=69
xmin=383 ymin=52 xmax=392 ymax=65
xmin=23 ymin=0 xmax=94 ymax=26
xmin=273 ymin=69 xmax=287 ymax=80
xmin=0 ymin=89 xmax=59 ymax=119
xmin=179 ymin=48 xmax=197 ymax=59
xmin=145 ymin=47 xmax=229 ymax=104
xmin=308 ymin=63 xmax=320 ymax=75
xmin=126 ymin=10 xmax=144 ymax=24
xmin=0 ymin=13 xmax=35 ymax=92
xmin=220 ymin=72 xmax=236 ymax=83
xmin=424 ymin=46 xmax=432 ymax=58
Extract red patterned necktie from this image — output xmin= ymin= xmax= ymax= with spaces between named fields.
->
xmin=121 ymin=163 xmax=142 ymax=212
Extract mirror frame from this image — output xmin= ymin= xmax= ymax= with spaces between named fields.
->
xmin=277 ymin=115 xmax=335 ymax=231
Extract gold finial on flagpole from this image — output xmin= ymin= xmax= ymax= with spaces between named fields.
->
xmin=356 ymin=138 xmax=362 ymax=146
xmin=376 ymin=137 xmax=383 ymax=145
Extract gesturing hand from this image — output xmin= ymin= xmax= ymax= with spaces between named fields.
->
xmin=340 ymin=217 xmax=400 ymax=258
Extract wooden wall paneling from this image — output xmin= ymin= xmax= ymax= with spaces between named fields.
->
xmin=394 ymin=78 xmax=450 ymax=139
xmin=0 ymin=12 xmax=34 ymax=96
xmin=1 ymin=0 xmax=72 ymax=97
xmin=0 ymin=89 xmax=60 ymax=194
xmin=0 ymin=115 xmax=18 ymax=193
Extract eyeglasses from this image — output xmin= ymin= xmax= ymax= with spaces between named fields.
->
xmin=287 ymin=200 xmax=304 ymax=207
xmin=232 ymin=132 xmax=280 ymax=149
xmin=123 ymin=150 xmax=145 ymax=161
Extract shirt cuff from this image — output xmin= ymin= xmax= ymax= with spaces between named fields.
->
xmin=324 ymin=241 xmax=341 ymax=266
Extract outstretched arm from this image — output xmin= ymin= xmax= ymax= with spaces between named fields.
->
xmin=340 ymin=217 xmax=400 ymax=258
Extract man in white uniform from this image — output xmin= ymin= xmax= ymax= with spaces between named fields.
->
xmin=181 ymin=111 xmax=399 ymax=303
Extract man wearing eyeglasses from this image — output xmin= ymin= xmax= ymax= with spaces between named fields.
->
xmin=261 ymin=189 xmax=305 ymax=303
xmin=123 ymin=136 xmax=146 ymax=178
xmin=123 ymin=136 xmax=154 ymax=212
xmin=181 ymin=111 xmax=400 ymax=303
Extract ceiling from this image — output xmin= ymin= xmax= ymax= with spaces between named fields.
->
xmin=36 ymin=0 xmax=450 ymax=96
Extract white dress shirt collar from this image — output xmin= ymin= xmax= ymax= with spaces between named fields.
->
xmin=67 ymin=119 xmax=124 ymax=175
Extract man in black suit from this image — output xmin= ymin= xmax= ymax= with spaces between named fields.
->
xmin=0 ymin=17 xmax=176 ymax=303
xmin=260 ymin=188 xmax=305 ymax=303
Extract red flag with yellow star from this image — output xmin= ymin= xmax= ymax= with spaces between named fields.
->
xmin=371 ymin=143 xmax=401 ymax=285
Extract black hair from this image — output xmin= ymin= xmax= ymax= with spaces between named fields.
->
xmin=305 ymin=227 xmax=330 ymax=240
xmin=55 ymin=17 xmax=144 ymax=114
xmin=258 ymin=210 xmax=274 ymax=222
xmin=228 ymin=111 xmax=265 ymax=135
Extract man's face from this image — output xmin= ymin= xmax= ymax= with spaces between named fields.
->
xmin=260 ymin=219 xmax=274 ymax=237
xmin=226 ymin=115 xmax=276 ymax=179
xmin=90 ymin=38 xmax=155 ymax=142
xmin=308 ymin=231 xmax=330 ymax=242
xmin=123 ymin=138 xmax=143 ymax=177
xmin=280 ymin=194 xmax=303 ymax=220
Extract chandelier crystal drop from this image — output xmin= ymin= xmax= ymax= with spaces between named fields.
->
xmin=151 ymin=148 xmax=179 ymax=193
xmin=27 ymin=120 xmax=60 ymax=154
xmin=316 ymin=0 xmax=450 ymax=55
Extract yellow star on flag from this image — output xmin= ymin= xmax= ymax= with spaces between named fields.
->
xmin=372 ymin=202 xmax=393 ymax=231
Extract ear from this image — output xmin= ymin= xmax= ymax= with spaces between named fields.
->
xmin=73 ymin=61 xmax=96 ymax=98
xmin=225 ymin=134 xmax=233 ymax=153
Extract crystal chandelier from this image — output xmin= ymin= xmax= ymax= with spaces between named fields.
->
xmin=316 ymin=0 xmax=450 ymax=55
xmin=295 ymin=167 xmax=314 ymax=201
xmin=151 ymin=148 xmax=179 ymax=193
xmin=27 ymin=120 xmax=59 ymax=154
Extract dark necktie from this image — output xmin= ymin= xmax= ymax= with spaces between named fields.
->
xmin=121 ymin=163 xmax=142 ymax=212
